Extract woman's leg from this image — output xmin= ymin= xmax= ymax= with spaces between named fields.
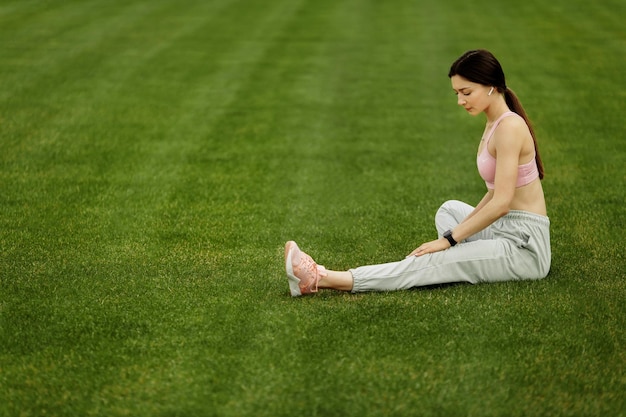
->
xmin=435 ymin=200 xmax=473 ymax=235
xmin=351 ymin=211 xmax=551 ymax=292
xmin=286 ymin=201 xmax=486 ymax=296
xmin=318 ymin=270 xmax=353 ymax=291
xmin=289 ymin=242 xmax=501 ymax=295
xmin=350 ymin=239 xmax=505 ymax=292
xmin=285 ymin=208 xmax=549 ymax=296
xmin=435 ymin=200 xmax=493 ymax=242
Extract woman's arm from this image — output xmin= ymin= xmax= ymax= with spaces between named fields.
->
xmin=458 ymin=191 xmax=493 ymax=225
xmin=446 ymin=121 xmax=523 ymax=242
xmin=409 ymin=118 xmax=525 ymax=257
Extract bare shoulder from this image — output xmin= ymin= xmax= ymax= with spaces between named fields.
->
xmin=493 ymin=114 xmax=531 ymax=147
xmin=498 ymin=113 xmax=530 ymax=135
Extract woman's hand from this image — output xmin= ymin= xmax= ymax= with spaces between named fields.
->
xmin=407 ymin=238 xmax=451 ymax=257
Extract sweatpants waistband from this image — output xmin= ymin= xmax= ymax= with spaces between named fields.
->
xmin=503 ymin=210 xmax=550 ymax=227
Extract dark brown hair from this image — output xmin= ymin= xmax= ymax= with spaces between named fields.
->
xmin=449 ymin=49 xmax=544 ymax=179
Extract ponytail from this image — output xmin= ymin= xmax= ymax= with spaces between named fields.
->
xmin=504 ymin=88 xmax=545 ymax=180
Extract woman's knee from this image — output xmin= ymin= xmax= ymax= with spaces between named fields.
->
xmin=436 ymin=200 xmax=472 ymax=221
xmin=435 ymin=200 xmax=474 ymax=234
xmin=437 ymin=200 xmax=465 ymax=215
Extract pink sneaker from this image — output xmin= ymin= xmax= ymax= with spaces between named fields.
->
xmin=284 ymin=241 xmax=327 ymax=297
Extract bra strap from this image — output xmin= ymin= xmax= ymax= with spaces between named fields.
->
xmin=485 ymin=111 xmax=517 ymax=144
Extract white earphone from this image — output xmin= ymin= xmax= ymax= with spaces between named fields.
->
xmin=488 ymin=87 xmax=494 ymax=96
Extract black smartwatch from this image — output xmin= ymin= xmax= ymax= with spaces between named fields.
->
xmin=443 ymin=230 xmax=458 ymax=247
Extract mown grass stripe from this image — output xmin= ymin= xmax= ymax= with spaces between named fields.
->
xmin=0 ymin=0 xmax=624 ymax=416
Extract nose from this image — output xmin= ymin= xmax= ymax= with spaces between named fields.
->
xmin=457 ymin=95 xmax=466 ymax=106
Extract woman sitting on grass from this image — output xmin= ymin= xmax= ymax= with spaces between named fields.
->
xmin=284 ymin=49 xmax=551 ymax=296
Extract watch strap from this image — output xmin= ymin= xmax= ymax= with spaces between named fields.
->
xmin=443 ymin=230 xmax=458 ymax=247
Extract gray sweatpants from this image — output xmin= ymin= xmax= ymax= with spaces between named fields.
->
xmin=350 ymin=200 xmax=551 ymax=292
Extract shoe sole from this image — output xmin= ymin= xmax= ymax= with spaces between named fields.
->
xmin=285 ymin=242 xmax=302 ymax=297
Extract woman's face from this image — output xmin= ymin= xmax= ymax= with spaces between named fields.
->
xmin=450 ymin=75 xmax=492 ymax=116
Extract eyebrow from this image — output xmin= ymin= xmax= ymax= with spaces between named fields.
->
xmin=452 ymin=87 xmax=471 ymax=94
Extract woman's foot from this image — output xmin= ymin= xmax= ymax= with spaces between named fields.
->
xmin=284 ymin=241 xmax=327 ymax=297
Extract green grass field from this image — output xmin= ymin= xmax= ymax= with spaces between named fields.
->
xmin=1 ymin=0 xmax=625 ymax=416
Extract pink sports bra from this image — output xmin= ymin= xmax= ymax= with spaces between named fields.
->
xmin=477 ymin=111 xmax=539 ymax=190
